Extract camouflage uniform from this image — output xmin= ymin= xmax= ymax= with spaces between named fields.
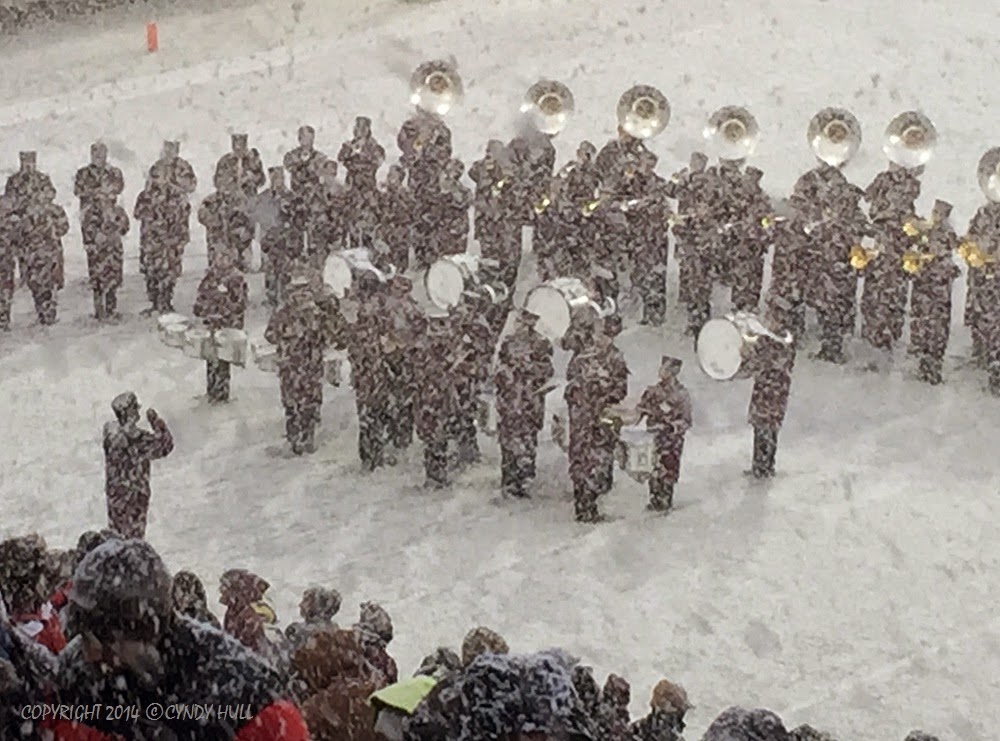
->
xmin=0 ymin=196 xmax=14 ymax=329
xmin=494 ymin=312 xmax=555 ymax=498
xmin=963 ymin=201 xmax=1000 ymax=365
xmin=423 ymin=159 xmax=471 ymax=267
xmin=398 ymin=112 xmax=453 ymax=267
xmin=18 ymin=195 xmax=69 ymax=324
xmin=665 ymin=153 xmax=715 ymax=335
xmin=541 ymin=142 xmax=600 ymax=281
xmin=741 ymin=322 xmax=796 ymax=478
xmin=971 ymin=254 xmax=1000 ymax=394
xmin=338 ymin=117 xmax=386 ymax=249
xmin=907 ymin=202 xmax=960 ymax=384
xmin=507 ymin=130 xmax=556 ymax=226
xmin=257 ymin=167 xmax=308 ymax=307
xmin=629 ymin=167 xmax=673 ymax=325
xmin=636 ymin=358 xmax=692 ymax=511
xmin=565 ymin=325 xmax=629 ymax=522
xmin=73 ymin=146 xmax=124 ymax=208
xmin=80 ymin=197 xmax=129 ymax=319
xmin=103 ymin=394 xmax=174 ymax=539
xmin=283 ymin=125 xmax=330 ymax=202
xmin=265 ymin=283 xmax=336 ymax=455
xmin=198 ymin=189 xmax=255 ymax=270
xmin=448 ymin=301 xmax=494 ymax=467
xmin=347 ymin=277 xmax=394 ymax=471
xmin=73 ymin=146 xmax=125 ymax=289
xmin=193 ymin=252 xmax=249 ymax=402
xmin=305 ymin=161 xmax=348 ymax=269
xmin=597 ymin=674 xmax=632 ymax=741
xmin=862 ymin=166 xmax=922 ymax=351
xmin=133 ymin=178 xmax=191 ymax=313
xmin=729 ymin=166 xmax=774 ymax=312
xmin=375 ymin=164 xmax=416 ymax=272
xmin=767 ymin=217 xmax=811 ymax=340
xmin=4 ymin=152 xmax=56 ymax=285
xmin=792 ymin=163 xmax=869 ymax=362
xmin=470 ymin=142 xmax=521 ymax=288
xmin=213 ymin=134 xmax=266 ymax=199
xmin=382 ymin=276 xmax=426 ymax=449
xmin=414 ymin=316 xmax=462 ymax=487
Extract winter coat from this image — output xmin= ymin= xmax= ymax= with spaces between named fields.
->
xmin=102 ymin=415 xmax=173 ymax=539
xmin=49 ymin=615 xmax=308 ymax=740
xmin=133 ymin=184 xmax=190 ymax=278
xmin=1 ymin=610 xmax=58 ymax=740
xmin=339 ymin=136 xmax=386 ymax=192
xmin=220 ymin=569 xmax=270 ymax=653
xmin=73 ymin=164 xmax=124 ymax=212
xmin=292 ymin=627 xmax=381 ymax=741
xmin=148 ymin=155 xmax=197 ymax=198
xmin=18 ymin=202 xmax=69 ymax=293
xmin=495 ymin=324 xmax=554 ymax=440
xmin=745 ymin=337 xmax=796 ymax=431
xmin=265 ymin=290 xmax=334 ymax=409
xmin=565 ymin=343 xmax=629 ymax=486
xmin=213 ymin=148 xmax=266 ymax=198
xmin=81 ymin=202 xmax=129 ymax=291
xmin=629 ymin=709 xmax=684 ymax=741
xmin=283 ymin=145 xmax=330 ymax=198
xmin=701 ymin=706 xmax=791 ymax=741
xmin=193 ymin=265 xmax=248 ymax=331
xmin=355 ymin=626 xmax=398 ymax=686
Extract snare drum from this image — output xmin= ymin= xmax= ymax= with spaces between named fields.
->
xmin=184 ymin=327 xmax=216 ymax=361
xmin=616 ymin=424 xmax=657 ymax=480
xmin=524 ymin=277 xmax=595 ymax=341
xmin=214 ymin=328 xmax=249 ymax=367
xmin=157 ymin=313 xmax=190 ymax=349
xmin=252 ymin=341 xmax=279 ymax=373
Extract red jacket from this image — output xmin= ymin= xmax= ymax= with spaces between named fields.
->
xmin=12 ymin=602 xmax=67 ymax=654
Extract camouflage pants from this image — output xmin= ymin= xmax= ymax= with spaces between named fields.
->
xmin=0 ymin=277 xmax=11 ymax=328
xmin=206 ymin=360 xmax=231 ymax=402
xmin=752 ymin=426 xmax=778 ymax=478
xmin=146 ymin=276 xmax=177 ymax=313
xmin=265 ymin=265 xmax=289 ymax=308
xmin=423 ymin=438 xmax=448 ymax=487
xmin=107 ymin=491 xmax=150 ymax=539
xmin=448 ymin=398 xmax=480 ymax=466
xmin=92 ymin=287 xmax=118 ymax=319
xmin=634 ymin=268 xmax=666 ymax=325
xmin=731 ymin=254 xmax=765 ymax=313
xmin=500 ymin=431 xmax=539 ymax=497
xmin=29 ymin=287 xmax=57 ymax=324
xmin=358 ymin=400 xmax=390 ymax=470
xmin=284 ymin=398 xmax=320 ymax=455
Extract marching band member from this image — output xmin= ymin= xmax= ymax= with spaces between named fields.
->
xmin=73 ymin=142 xmax=124 ymax=213
xmin=376 ymin=164 xmax=417 ymax=272
xmin=633 ymin=356 xmax=692 ymax=513
xmin=414 ymin=312 xmax=461 ymax=488
xmin=861 ymin=163 xmax=922 ymax=357
xmin=962 ymin=201 xmax=1000 ymax=394
xmin=494 ymin=309 xmax=555 ymax=499
xmin=383 ymin=275 xmax=426 ymax=451
xmin=198 ymin=184 xmax=254 ymax=271
xmin=80 ymin=192 xmax=129 ymax=321
xmin=339 ymin=116 xmax=386 ymax=248
xmin=264 ymin=272 xmax=339 ymax=455
xmin=134 ymin=168 xmax=190 ymax=315
xmin=284 ymin=124 xmax=330 ymax=201
xmin=565 ymin=313 xmax=629 ymax=523
xmin=19 ymin=183 xmax=69 ymax=326
xmin=213 ymin=133 xmax=266 ymax=200
xmin=470 ymin=140 xmax=521 ymax=289
xmin=665 ymin=152 xmax=714 ymax=336
xmin=0 ymin=195 xmax=13 ymax=330
xmin=193 ymin=246 xmax=249 ymax=403
xmin=257 ymin=166 xmax=308 ymax=308
xmin=629 ymin=155 xmax=672 ymax=325
xmin=906 ymin=200 xmax=960 ymax=385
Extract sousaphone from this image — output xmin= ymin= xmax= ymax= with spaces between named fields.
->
xmin=410 ymin=59 xmax=464 ymax=116
xmin=616 ymin=85 xmax=670 ymax=140
xmin=883 ymin=111 xmax=937 ymax=168
xmin=521 ymin=79 xmax=575 ymax=136
xmin=977 ymin=147 xmax=1000 ymax=202
xmin=807 ymin=107 xmax=862 ymax=166
xmin=704 ymin=106 xmax=760 ymax=161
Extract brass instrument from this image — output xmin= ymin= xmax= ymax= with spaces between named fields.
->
xmin=521 ymin=79 xmax=575 ymax=136
xmin=883 ymin=111 xmax=937 ymax=168
xmin=957 ymin=240 xmax=995 ymax=269
xmin=850 ymin=244 xmax=879 ymax=270
xmin=616 ymin=85 xmax=670 ymax=140
xmin=976 ymin=147 xmax=1000 ymax=203
xmin=409 ymin=59 xmax=463 ymax=115
xmin=807 ymin=108 xmax=862 ymax=166
xmin=704 ymin=106 xmax=760 ymax=161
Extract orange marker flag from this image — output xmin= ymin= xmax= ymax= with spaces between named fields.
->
xmin=146 ymin=22 xmax=158 ymax=53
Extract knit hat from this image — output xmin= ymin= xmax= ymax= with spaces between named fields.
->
xmin=650 ymin=679 xmax=692 ymax=713
xmin=461 ymin=626 xmax=509 ymax=666
xmin=358 ymin=601 xmax=393 ymax=644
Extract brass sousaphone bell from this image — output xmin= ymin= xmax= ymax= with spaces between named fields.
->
xmin=704 ymin=105 xmax=760 ymax=161
xmin=521 ymin=79 xmax=575 ymax=136
xmin=807 ymin=107 xmax=862 ymax=166
xmin=410 ymin=59 xmax=464 ymax=116
xmin=883 ymin=111 xmax=937 ymax=168
xmin=616 ymin=85 xmax=670 ymax=140
xmin=977 ymin=147 xmax=1000 ymax=203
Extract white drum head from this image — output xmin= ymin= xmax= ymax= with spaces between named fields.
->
xmin=526 ymin=285 xmax=572 ymax=341
xmin=697 ymin=318 xmax=744 ymax=380
xmin=157 ymin=313 xmax=189 ymax=331
xmin=324 ymin=254 xmax=353 ymax=299
xmin=425 ymin=259 xmax=465 ymax=309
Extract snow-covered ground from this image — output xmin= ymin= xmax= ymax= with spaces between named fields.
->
xmin=2 ymin=0 xmax=1000 ymax=738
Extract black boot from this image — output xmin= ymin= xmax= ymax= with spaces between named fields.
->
xmin=647 ymin=480 xmax=674 ymax=512
xmin=917 ymin=354 xmax=943 ymax=385
xmin=574 ymin=484 xmax=600 ymax=523
xmin=106 ymin=289 xmax=118 ymax=317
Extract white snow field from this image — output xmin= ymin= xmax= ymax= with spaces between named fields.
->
xmin=2 ymin=0 xmax=1000 ymax=737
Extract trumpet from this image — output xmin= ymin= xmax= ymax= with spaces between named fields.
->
xmin=883 ymin=111 xmax=937 ymax=168
xmin=409 ymin=59 xmax=463 ymax=115
xmin=957 ymin=240 xmax=996 ymax=268
xmin=849 ymin=244 xmax=879 ymax=270
xmin=901 ymin=250 xmax=937 ymax=274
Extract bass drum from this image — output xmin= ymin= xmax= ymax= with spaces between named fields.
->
xmin=323 ymin=253 xmax=353 ymax=299
xmin=214 ymin=328 xmax=249 ymax=367
xmin=524 ymin=277 xmax=594 ymax=341
xmin=424 ymin=254 xmax=477 ymax=309
xmin=696 ymin=318 xmax=745 ymax=380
